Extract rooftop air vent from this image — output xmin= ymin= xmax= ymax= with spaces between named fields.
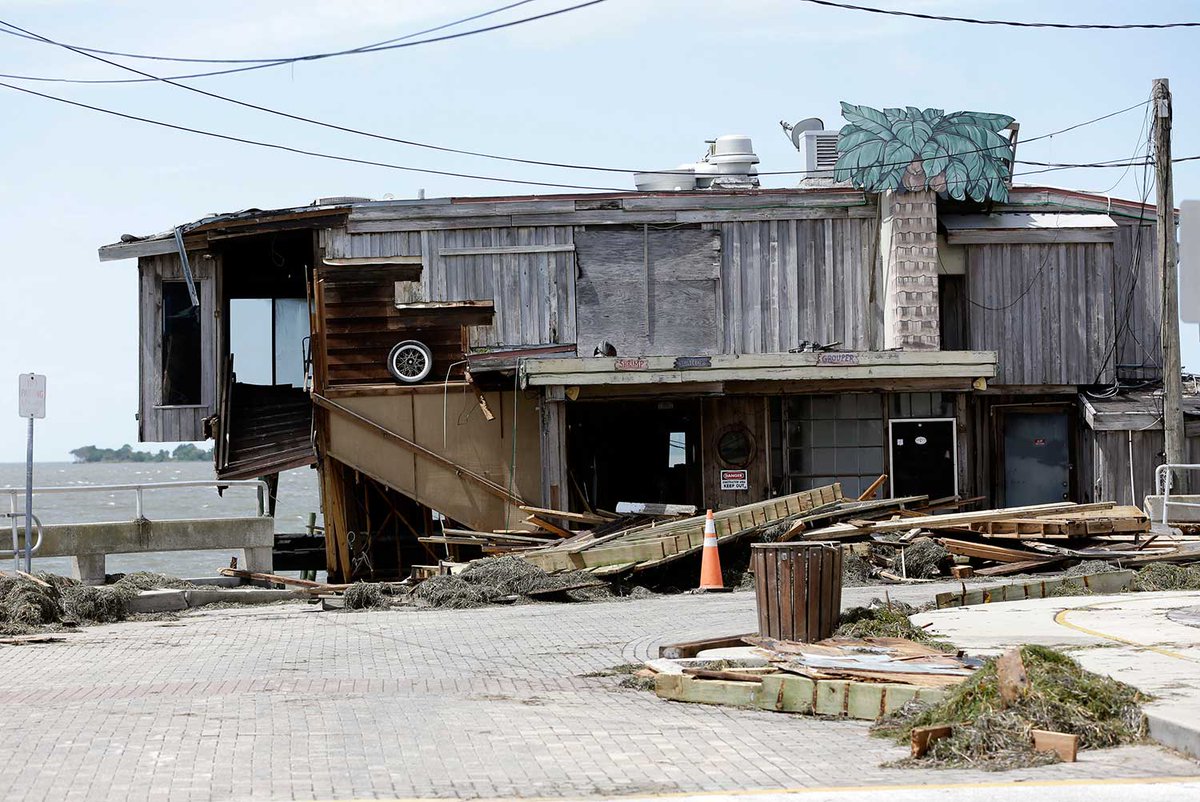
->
xmin=781 ymin=118 xmax=840 ymax=180
xmin=312 ymin=196 xmax=372 ymax=206
xmin=799 ymin=129 xmax=840 ymax=178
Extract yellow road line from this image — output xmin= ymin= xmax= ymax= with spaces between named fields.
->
xmin=1053 ymin=599 xmax=1200 ymax=663
xmin=319 ymin=775 xmax=1200 ymax=802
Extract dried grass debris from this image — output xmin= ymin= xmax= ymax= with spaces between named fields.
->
xmin=410 ymin=574 xmax=502 ymax=609
xmin=343 ymin=582 xmax=389 ymax=610
xmin=61 ymin=585 xmax=136 ymax=623
xmin=873 ymin=645 xmax=1147 ymax=771
xmin=112 ymin=572 xmax=197 ymax=591
xmin=890 ymin=537 xmax=948 ymax=579
xmin=842 ymin=552 xmax=875 ymax=586
xmin=836 ymin=600 xmax=954 ymax=650
xmin=1132 ymin=562 xmax=1200 ymax=592
xmin=0 ymin=575 xmax=66 ymax=630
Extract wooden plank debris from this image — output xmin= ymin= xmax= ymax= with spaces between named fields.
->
xmin=518 ymin=505 xmax=611 ymax=525
xmin=996 ymin=648 xmax=1029 ymax=706
xmin=615 ymin=501 xmax=697 ymax=517
xmin=911 ymin=724 xmax=954 ymax=758
xmin=1031 ymin=730 xmax=1079 ymax=762
xmin=659 ymin=633 xmax=757 ymax=659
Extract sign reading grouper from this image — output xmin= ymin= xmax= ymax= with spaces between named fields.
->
xmin=720 ymin=469 xmax=749 ymax=491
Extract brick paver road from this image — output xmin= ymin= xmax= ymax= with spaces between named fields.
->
xmin=0 ymin=584 xmax=1195 ymax=801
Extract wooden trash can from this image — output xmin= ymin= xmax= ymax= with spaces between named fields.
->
xmin=751 ymin=542 xmax=842 ymax=642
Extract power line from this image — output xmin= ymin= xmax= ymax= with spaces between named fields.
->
xmin=0 ymin=0 xmax=540 ymax=64
xmin=0 ymin=0 xmax=608 ymax=85
xmin=0 ymin=23 xmax=1158 ymax=182
xmin=0 ymin=16 xmax=657 ymax=177
xmin=795 ymin=0 xmax=1200 ymax=30
xmin=0 ymin=30 xmax=1181 ymax=192
xmin=0 ymin=80 xmax=628 ymax=192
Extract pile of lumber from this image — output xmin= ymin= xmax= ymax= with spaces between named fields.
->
xmin=796 ymin=499 xmax=1200 ymax=576
xmin=418 ymin=475 xmax=1195 ymax=581
xmin=645 ymin=634 xmax=971 ymax=720
xmin=518 ymin=483 xmax=937 ymax=577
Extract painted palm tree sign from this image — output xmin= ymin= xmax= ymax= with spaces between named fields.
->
xmin=833 ymin=102 xmax=1015 ymax=202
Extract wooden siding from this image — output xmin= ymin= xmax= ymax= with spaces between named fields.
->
xmin=322 ymin=225 xmax=576 ymax=349
xmin=138 ymin=252 xmax=218 ymax=442
xmin=1112 ymin=220 xmax=1161 ymax=382
xmin=574 ymin=228 xmax=720 ymax=357
xmin=966 ymin=242 xmax=1115 ymax=385
xmin=316 ymin=267 xmax=476 ymax=386
xmin=1090 ymin=429 xmax=1200 ymax=507
xmin=718 ymin=217 xmax=879 ymax=354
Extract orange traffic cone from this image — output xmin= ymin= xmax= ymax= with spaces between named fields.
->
xmin=698 ymin=509 xmax=724 ymax=590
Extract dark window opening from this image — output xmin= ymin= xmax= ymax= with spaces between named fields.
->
xmin=567 ymin=400 xmax=703 ymax=510
xmin=162 ymin=281 xmax=201 ymax=405
xmin=938 ymin=274 xmax=967 ymax=351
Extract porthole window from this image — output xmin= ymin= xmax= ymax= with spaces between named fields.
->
xmin=716 ymin=426 xmax=754 ymax=467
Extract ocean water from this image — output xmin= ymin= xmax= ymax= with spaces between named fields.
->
xmin=0 ymin=461 xmax=322 ymax=578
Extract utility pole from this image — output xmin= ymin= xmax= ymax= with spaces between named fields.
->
xmin=1154 ymin=78 xmax=1185 ymax=490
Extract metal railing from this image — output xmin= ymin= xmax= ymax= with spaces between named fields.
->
xmin=2 ymin=511 xmax=43 ymax=564
xmin=1153 ymin=464 xmax=1200 ymax=525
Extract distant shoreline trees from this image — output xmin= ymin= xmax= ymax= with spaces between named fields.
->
xmin=69 ymin=444 xmax=213 ymax=463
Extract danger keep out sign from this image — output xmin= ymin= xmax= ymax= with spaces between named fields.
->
xmin=720 ymin=469 xmax=748 ymax=491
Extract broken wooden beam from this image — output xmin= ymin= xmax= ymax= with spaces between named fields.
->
xmin=519 ymin=505 xmax=611 ymax=525
xmin=659 ymin=633 xmax=757 ymax=659
xmin=614 ymin=501 xmax=698 ymax=517
xmin=1031 ymin=729 xmax=1079 ymax=762
xmin=911 ymin=724 xmax=953 ymax=758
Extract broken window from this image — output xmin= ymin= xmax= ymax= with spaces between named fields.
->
xmin=161 ymin=281 xmax=201 ymax=405
xmin=230 ymin=297 xmax=310 ymax=387
xmin=769 ymin=394 xmax=885 ymax=498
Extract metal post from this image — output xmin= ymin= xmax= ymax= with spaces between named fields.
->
xmin=24 ymin=415 xmax=33 ymax=573
xmin=11 ymin=488 xmax=19 ymax=573
xmin=1154 ymin=78 xmax=1186 ymax=490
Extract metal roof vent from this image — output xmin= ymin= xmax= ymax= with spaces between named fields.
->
xmin=782 ymin=118 xmax=840 ymax=179
xmin=312 ymin=196 xmax=372 ymax=206
xmin=633 ymin=135 xmax=761 ymax=191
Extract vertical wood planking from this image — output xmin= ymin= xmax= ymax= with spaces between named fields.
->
xmin=967 ymin=242 xmax=1121 ymax=385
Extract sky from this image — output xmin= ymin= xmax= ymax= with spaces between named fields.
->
xmin=1 ymin=0 xmax=1199 ymax=461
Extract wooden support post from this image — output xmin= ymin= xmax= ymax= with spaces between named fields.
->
xmin=539 ymin=387 xmax=568 ymax=512
xmin=1154 ymin=78 xmax=1186 ymax=491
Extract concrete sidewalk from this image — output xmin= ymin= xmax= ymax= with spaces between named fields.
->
xmin=914 ymin=590 xmax=1200 ymax=760
xmin=0 ymin=584 xmax=1195 ymax=801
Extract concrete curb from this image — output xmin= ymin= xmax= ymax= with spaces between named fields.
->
xmin=1147 ymin=707 xmax=1200 ymax=760
xmin=128 ymin=587 xmax=309 ymax=614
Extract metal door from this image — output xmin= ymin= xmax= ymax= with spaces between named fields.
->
xmin=890 ymin=419 xmax=957 ymax=500
xmin=1003 ymin=412 xmax=1071 ymax=506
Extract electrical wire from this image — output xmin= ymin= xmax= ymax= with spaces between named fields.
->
xmin=0 ymin=0 xmax=608 ymax=84
xmin=794 ymin=0 xmax=1200 ymax=29
xmin=0 ymin=0 xmax=541 ymax=64
xmin=0 ymin=26 xmax=1159 ymax=183
xmin=0 ymin=80 xmax=628 ymax=191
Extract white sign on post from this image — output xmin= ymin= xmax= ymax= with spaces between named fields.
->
xmin=18 ymin=374 xmax=46 ymax=419
xmin=1182 ymin=200 xmax=1200 ymax=324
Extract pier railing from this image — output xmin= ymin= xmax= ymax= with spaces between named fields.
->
xmin=3 ymin=479 xmax=273 ymax=581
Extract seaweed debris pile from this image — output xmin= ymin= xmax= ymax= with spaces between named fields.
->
xmin=1132 ymin=562 xmax=1200 ymax=592
xmin=873 ymin=645 xmax=1147 ymax=770
xmin=408 ymin=557 xmax=614 ymax=609
xmin=0 ymin=571 xmax=219 ymax=634
xmin=836 ymin=600 xmax=954 ymax=649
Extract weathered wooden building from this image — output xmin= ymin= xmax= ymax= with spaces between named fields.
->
xmin=99 ymin=180 xmax=1177 ymax=581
